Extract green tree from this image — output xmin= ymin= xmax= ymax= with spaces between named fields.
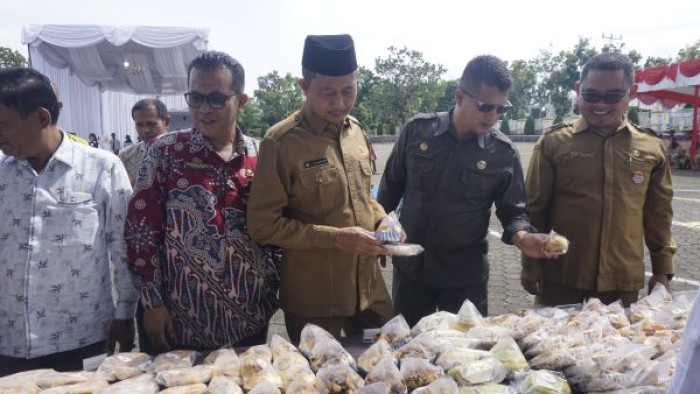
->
xmin=367 ymin=46 xmax=446 ymax=133
xmin=238 ymin=99 xmax=267 ymax=137
xmin=499 ymin=114 xmax=511 ymax=134
xmin=0 ymin=47 xmax=27 ymax=69
xmin=435 ymin=79 xmax=459 ymax=112
xmin=524 ymin=115 xmax=536 ymax=135
xmin=253 ymin=71 xmax=304 ymax=130
xmin=678 ymin=40 xmax=700 ymax=61
xmin=353 ymin=66 xmax=378 ymax=131
xmin=508 ymin=59 xmax=538 ymax=118
xmin=627 ymin=106 xmax=640 ymax=124
xmin=644 ymin=56 xmax=671 ymax=68
xmin=544 ymin=37 xmax=598 ymax=119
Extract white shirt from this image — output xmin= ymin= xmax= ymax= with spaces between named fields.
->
xmin=668 ymin=292 xmax=700 ymax=393
xmin=0 ymin=132 xmax=139 ymax=358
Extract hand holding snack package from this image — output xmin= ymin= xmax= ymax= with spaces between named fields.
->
xmin=375 ymin=212 xmax=424 ymax=256
xmin=543 ymin=230 xmax=569 ymax=255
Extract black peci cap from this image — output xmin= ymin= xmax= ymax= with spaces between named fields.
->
xmin=302 ymin=34 xmax=358 ymax=77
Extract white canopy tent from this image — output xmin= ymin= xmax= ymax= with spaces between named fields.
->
xmin=21 ymin=24 xmax=208 ymax=144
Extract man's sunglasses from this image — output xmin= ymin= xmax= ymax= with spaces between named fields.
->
xmin=580 ymin=91 xmax=629 ymax=104
xmin=184 ymin=92 xmax=234 ymax=109
xmin=462 ymin=89 xmax=512 ymax=114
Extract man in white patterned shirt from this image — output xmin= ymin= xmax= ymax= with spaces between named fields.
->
xmin=0 ymin=68 xmax=139 ymax=375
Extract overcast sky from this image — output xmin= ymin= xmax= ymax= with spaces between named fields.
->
xmin=2 ymin=0 xmax=700 ymax=94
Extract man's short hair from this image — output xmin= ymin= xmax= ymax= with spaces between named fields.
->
xmin=301 ymin=67 xmax=316 ymax=84
xmin=580 ymin=52 xmax=635 ymax=86
xmin=131 ymin=98 xmax=169 ymax=120
xmin=460 ymin=55 xmax=512 ymax=93
xmin=187 ymin=51 xmax=245 ymax=96
xmin=0 ymin=68 xmax=60 ymax=125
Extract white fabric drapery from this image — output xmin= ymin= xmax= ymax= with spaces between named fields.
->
xmin=22 ymin=24 xmax=208 ymax=143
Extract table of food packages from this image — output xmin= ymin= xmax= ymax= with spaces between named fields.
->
xmin=0 ymin=285 xmax=693 ymax=394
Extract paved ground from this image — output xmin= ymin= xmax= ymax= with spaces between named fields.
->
xmin=267 ymin=141 xmax=700 ymax=340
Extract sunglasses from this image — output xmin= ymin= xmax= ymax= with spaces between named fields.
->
xmin=184 ymin=91 xmax=234 ymax=109
xmin=462 ymin=89 xmax=512 ymax=114
xmin=580 ymin=91 xmax=629 ymax=104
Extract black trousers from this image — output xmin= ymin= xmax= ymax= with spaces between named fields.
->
xmin=0 ymin=341 xmax=106 ymax=377
xmin=136 ymin=301 xmax=268 ymax=354
xmin=392 ymin=267 xmax=488 ymax=328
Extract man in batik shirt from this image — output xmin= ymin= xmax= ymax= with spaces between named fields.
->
xmin=126 ymin=51 xmax=279 ymax=352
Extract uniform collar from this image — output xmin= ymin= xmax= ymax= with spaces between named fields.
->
xmin=4 ymin=130 xmax=74 ymax=169
xmin=573 ymin=116 xmax=633 ymax=135
xmin=301 ymin=103 xmax=350 ymax=134
xmin=443 ymin=108 xmax=487 ymax=149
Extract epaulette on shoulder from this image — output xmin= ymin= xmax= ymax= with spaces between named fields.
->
xmin=407 ymin=112 xmax=438 ymax=123
xmin=634 ymin=125 xmax=660 ymax=138
xmin=544 ymin=122 xmax=573 ymax=134
xmin=266 ymin=111 xmax=303 ymax=139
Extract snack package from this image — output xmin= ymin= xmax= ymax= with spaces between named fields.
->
xmin=240 ymin=348 xmax=275 ymax=380
xmin=314 ymin=364 xmax=365 ymax=393
xmin=309 ymin=336 xmax=357 ymax=372
xmin=241 ymin=358 xmax=284 ymax=392
xmin=286 ymin=380 xmax=322 ymax=394
xmin=543 ymin=230 xmax=569 ymax=254
xmin=206 ymin=376 xmax=244 ymax=394
xmin=409 ymin=330 xmax=477 ymax=356
xmin=203 ymin=349 xmax=240 ymax=383
xmin=38 ymin=380 xmax=110 ymax=393
xmin=273 ymin=352 xmax=316 ymax=389
xmin=357 ymin=382 xmax=390 ymax=394
xmin=516 ymin=370 xmax=571 ymax=394
xmin=375 ymin=212 xmax=403 ymax=243
xmin=248 ymin=381 xmax=283 ymax=394
xmin=95 ymin=373 xmax=157 ymax=394
xmin=0 ymin=369 xmax=54 ymax=393
xmin=358 ymin=339 xmax=396 ymax=374
xmin=240 ymin=345 xmax=273 ymax=364
xmin=377 ymin=315 xmax=412 ymax=348
xmin=411 ymin=312 xmax=460 ymax=336
xmin=528 ymin=349 xmax=578 ymax=370
xmin=459 ymin=382 xmax=516 ymax=394
xmin=457 ymin=299 xmax=485 ymax=332
xmin=299 ymin=324 xmax=336 ymax=357
xmin=412 ymin=377 xmax=459 ymax=393
xmin=381 ymin=243 xmax=425 ymax=256
xmin=155 ymin=365 xmax=214 ymax=387
xmin=271 ymin=334 xmax=300 ymax=360
xmin=96 ymin=352 xmax=150 ymax=381
xmin=36 ymin=371 xmax=96 ymax=389
xmin=149 ymin=350 xmax=197 ymax=373
xmin=399 ymin=357 xmax=444 ymax=391
xmin=364 ymin=357 xmax=407 ymax=394
xmin=489 ymin=337 xmax=529 ymax=375
xmin=466 ymin=325 xmax=514 ymax=349
xmin=447 ymin=358 xmax=507 ymax=386
xmin=434 ymin=348 xmax=492 ymax=371
xmin=393 ymin=341 xmax=433 ymax=361
xmin=158 ymin=383 xmax=208 ymax=394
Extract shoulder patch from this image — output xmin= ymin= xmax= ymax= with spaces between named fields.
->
xmin=634 ymin=125 xmax=660 ymax=138
xmin=265 ymin=111 xmax=303 ymax=140
xmin=407 ymin=112 xmax=438 ymax=123
xmin=544 ymin=122 xmax=573 ymax=134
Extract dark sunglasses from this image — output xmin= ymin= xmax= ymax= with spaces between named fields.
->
xmin=580 ymin=91 xmax=629 ymax=104
xmin=184 ymin=91 xmax=234 ymax=109
xmin=462 ymin=89 xmax=512 ymax=114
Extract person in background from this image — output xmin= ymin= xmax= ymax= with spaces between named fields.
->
xmin=0 ymin=67 xmax=138 ymax=375
xmin=123 ymin=135 xmax=134 ymax=148
xmin=248 ymin=34 xmax=393 ymax=342
xmin=125 ymin=51 xmax=279 ymax=353
xmin=88 ymin=133 xmax=99 ymax=148
xmin=110 ymin=132 xmax=121 ymax=154
xmin=118 ymin=99 xmax=170 ymax=186
xmin=522 ymin=52 xmax=676 ymax=307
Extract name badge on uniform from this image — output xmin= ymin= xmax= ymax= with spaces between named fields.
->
xmin=632 ymin=170 xmax=645 ymax=184
xmin=419 ymin=142 xmax=429 ymax=151
xmin=304 ymin=157 xmax=329 ymax=169
xmin=476 ymin=160 xmax=487 ymax=170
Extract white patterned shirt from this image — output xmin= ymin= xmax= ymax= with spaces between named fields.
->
xmin=0 ymin=133 xmax=139 ymax=358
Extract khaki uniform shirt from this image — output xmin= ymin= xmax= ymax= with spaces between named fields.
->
xmin=117 ymin=141 xmax=147 ymax=186
xmin=524 ymin=117 xmax=676 ymax=292
xmin=248 ymin=105 xmax=390 ymax=317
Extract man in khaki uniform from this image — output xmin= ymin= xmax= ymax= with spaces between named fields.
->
xmin=248 ymin=34 xmax=392 ymax=342
xmin=522 ymin=52 xmax=676 ymax=307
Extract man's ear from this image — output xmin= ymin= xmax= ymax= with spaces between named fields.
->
xmin=455 ymin=88 xmax=464 ymax=107
xmin=629 ymin=83 xmax=638 ymax=100
xmin=163 ymin=115 xmax=172 ymax=128
xmin=299 ymin=79 xmax=309 ymax=95
xmin=36 ymin=107 xmax=53 ymax=128
xmin=574 ymin=81 xmax=581 ymax=95
xmin=237 ymin=93 xmax=248 ymax=113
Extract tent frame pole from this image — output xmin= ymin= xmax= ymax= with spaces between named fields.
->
xmin=691 ymin=85 xmax=699 ymax=161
